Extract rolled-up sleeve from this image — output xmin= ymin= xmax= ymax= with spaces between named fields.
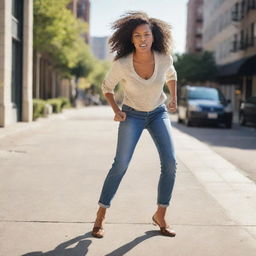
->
xmin=166 ymin=55 xmax=177 ymax=82
xmin=101 ymin=60 xmax=122 ymax=94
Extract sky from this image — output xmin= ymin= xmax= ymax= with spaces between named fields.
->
xmin=90 ymin=0 xmax=188 ymax=54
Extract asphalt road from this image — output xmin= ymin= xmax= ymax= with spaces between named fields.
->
xmin=170 ymin=114 xmax=256 ymax=182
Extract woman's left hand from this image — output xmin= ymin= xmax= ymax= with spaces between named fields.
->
xmin=168 ymin=101 xmax=177 ymax=113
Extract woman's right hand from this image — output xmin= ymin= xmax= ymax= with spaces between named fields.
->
xmin=114 ymin=111 xmax=126 ymax=122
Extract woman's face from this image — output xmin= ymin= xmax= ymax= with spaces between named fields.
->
xmin=132 ymin=24 xmax=154 ymax=53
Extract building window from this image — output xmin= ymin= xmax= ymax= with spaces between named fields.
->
xmin=248 ymin=0 xmax=256 ymax=9
xmin=232 ymin=0 xmax=254 ymax=22
xmin=246 ymin=0 xmax=250 ymax=10
xmin=196 ymin=26 xmax=202 ymax=37
xmin=250 ymin=23 xmax=254 ymax=46
xmin=254 ymin=22 xmax=256 ymax=45
xmin=240 ymin=30 xmax=245 ymax=49
xmin=232 ymin=34 xmax=238 ymax=52
xmin=196 ymin=5 xmax=203 ymax=22
xmin=195 ymin=39 xmax=202 ymax=52
xmin=232 ymin=2 xmax=239 ymax=21
xmin=241 ymin=0 xmax=245 ymax=19
xmin=12 ymin=0 xmax=23 ymax=40
xmin=11 ymin=0 xmax=23 ymax=121
xmin=245 ymin=28 xmax=250 ymax=48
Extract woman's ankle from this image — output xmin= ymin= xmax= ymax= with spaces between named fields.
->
xmin=97 ymin=207 xmax=106 ymax=216
xmin=156 ymin=206 xmax=167 ymax=217
xmin=94 ymin=216 xmax=104 ymax=227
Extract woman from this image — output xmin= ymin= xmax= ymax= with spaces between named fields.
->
xmin=92 ymin=11 xmax=178 ymax=238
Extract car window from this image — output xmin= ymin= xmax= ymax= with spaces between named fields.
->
xmin=188 ymin=88 xmax=225 ymax=101
xmin=247 ymin=97 xmax=256 ymax=104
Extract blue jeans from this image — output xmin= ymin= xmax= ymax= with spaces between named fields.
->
xmin=98 ymin=103 xmax=177 ymax=208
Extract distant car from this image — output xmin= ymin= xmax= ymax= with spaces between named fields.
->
xmin=239 ymin=96 xmax=256 ymax=126
xmin=177 ymin=86 xmax=233 ymax=128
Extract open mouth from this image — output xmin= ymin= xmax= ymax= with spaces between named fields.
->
xmin=139 ymin=44 xmax=147 ymax=48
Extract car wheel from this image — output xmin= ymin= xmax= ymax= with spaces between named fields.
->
xmin=239 ymin=112 xmax=246 ymax=126
xmin=185 ymin=112 xmax=191 ymax=126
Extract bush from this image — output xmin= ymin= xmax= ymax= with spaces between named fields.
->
xmin=47 ymin=98 xmax=63 ymax=113
xmin=33 ymin=97 xmax=72 ymax=120
xmin=59 ymin=97 xmax=71 ymax=109
xmin=33 ymin=99 xmax=46 ymax=120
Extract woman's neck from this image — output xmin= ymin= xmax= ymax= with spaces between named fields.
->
xmin=133 ymin=50 xmax=154 ymax=63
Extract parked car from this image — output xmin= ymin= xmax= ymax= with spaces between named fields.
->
xmin=239 ymin=96 xmax=256 ymax=126
xmin=177 ymin=86 xmax=233 ymax=128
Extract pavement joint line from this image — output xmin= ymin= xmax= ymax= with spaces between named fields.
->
xmin=0 ymin=220 xmax=256 ymax=227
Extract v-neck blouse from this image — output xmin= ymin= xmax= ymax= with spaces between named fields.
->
xmin=101 ymin=51 xmax=177 ymax=111
xmin=131 ymin=51 xmax=157 ymax=82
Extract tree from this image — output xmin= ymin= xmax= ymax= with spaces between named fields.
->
xmin=87 ymin=60 xmax=110 ymax=94
xmin=33 ymin=0 xmax=89 ymax=76
xmin=173 ymin=51 xmax=217 ymax=85
xmin=70 ymin=39 xmax=95 ymax=79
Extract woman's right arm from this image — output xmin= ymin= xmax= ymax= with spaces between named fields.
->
xmin=104 ymin=93 xmax=126 ymax=122
xmin=102 ymin=60 xmax=126 ymax=122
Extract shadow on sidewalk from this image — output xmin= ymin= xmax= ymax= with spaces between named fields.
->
xmin=21 ymin=230 xmax=161 ymax=256
xmin=21 ymin=232 xmax=92 ymax=256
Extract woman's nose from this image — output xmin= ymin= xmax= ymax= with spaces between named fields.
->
xmin=140 ymin=36 xmax=146 ymax=41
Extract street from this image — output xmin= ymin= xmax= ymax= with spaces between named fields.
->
xmin=170 ymin=115 xmax=256 ymax=182
xmin=0 ymin=106 xmax=256 ymax=256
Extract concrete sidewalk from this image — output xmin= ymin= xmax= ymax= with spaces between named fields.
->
xmin=0 ymin=106 xmax=255 ymax=256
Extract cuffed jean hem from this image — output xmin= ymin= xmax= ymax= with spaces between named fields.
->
xmin=98 ymin=202 xmax=110 ymax=208
xmin=158 ymin=203 xmax=169 ymax=208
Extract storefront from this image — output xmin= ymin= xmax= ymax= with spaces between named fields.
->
xmin=217 ymin=55 xmax=256 ymax=113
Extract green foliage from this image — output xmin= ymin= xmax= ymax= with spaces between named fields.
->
xmin=33 ymin=99 xmax=46 ymax=120
xmin=47 ymin=98 xmax=63 ymax=113
xmin=46 ymin=97 xmax=71 ymax=113
xmin=87 ymin=60 xmax=111 ymax=94
xmin=59 ymin=97 xmax=72 ymax=108
xmin=70 ymin=40 xmax=95 ymax=78
xmin=33 ymin=97 xmax=71 ymax=120
xmin=174 ymin=51 xmax=217 ymax=85
xmin=33 ymin=0 xmax=89 ymax=75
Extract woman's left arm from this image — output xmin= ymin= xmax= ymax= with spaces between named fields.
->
xmin=166 ymin=80 xmax=177 ymax=112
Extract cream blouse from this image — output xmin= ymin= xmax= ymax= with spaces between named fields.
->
xmin=101 ymin=51 xmax=177 ymax=111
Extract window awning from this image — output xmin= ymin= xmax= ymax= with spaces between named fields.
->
xmin=217 ymin=54 xmax=256 ymax=77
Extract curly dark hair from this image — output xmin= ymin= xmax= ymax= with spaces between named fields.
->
xmin=109 ymin=11 xmax=173 ymax=60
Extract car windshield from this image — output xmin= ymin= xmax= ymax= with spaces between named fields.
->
xmin=188 ymin=88 xmax=225 ymax=101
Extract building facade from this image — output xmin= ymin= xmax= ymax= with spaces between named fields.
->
xmin=68 ymin=0 xmax=90 ymax=43
xmin=203 ymin=0 xmax=256 ymax=112
xmin=0 ymin=0 xmax=33 ymax=127
xmin=186 ymin=0 xmax=204 ymax=53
